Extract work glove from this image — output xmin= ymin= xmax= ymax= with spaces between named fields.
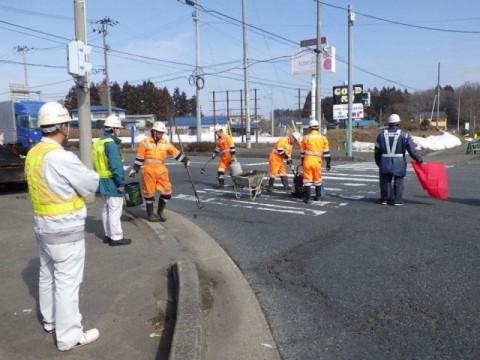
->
xmin=326 ymin=158 xmax=331 ymax=171
xmin=231 ymin=156 xmax=237 ymax=163
xmin=211 ymin=153 xmax=217 ymax=160
xmin=129 ymin=169 xmax=136 ymax=178
xmin=182 ymin=156 xmax=190 ymax=168
xmin=286 ymin=158 xmax=293 ymax=166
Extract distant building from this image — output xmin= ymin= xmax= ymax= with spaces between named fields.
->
xmin=124 ymin=114 xmax=157 ymax=129
xmin=417 ymin=111 xmax=448 ymax=130
xmin=166 ymin=115 xmax=260 ymax=136
xmin=70 ymin=105 xmax=127 ymax=128
xmin=69 ymin=106 xmax=159 ymax=129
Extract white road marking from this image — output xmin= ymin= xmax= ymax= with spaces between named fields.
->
xmin=323 ymin=175 xmax=377 ymax=182
xmin=172 ymin=161 xmax=387 ymax=216
xmin=173 ymin=194 xmax=326 ymax=216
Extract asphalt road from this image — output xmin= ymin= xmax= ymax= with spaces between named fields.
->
xmin=8 ymin=147 xmax=477 ymax=359
xmin=158 ymin=153 xmax=480 ymax=360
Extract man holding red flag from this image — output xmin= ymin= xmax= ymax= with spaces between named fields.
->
xmin=374 ymin=114 xmax=423 ymax=205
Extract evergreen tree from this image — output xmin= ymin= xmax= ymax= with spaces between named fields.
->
xmin=64 ymin=86 xmax=77 ymax=110
xmin=90 ymin=82 xmax=102 ymax=106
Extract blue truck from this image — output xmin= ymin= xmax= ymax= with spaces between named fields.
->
xmin=0 ymin=100 xmax=44 ymax=150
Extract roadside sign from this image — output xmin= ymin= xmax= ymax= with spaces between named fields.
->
xmin=292 ymin=46 xmax=335 ymax=76
xmin=333 ymin=84 xmax=363 ymax=105
xmin=300 ymin=37 xmax=327 ymax=47
xmin=333 ymin=104 xmax=364 ymax=120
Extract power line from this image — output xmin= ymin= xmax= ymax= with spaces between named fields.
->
xmin=0 ymin=59 xmax=64 ymax=69
xmin=2 ymin=2 xmax=473 ymax=104
xmin=320 ymin=1 xmax=480 ymax=34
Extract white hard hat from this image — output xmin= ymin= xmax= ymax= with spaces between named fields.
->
xmin=104 ymin=114 xmax=122 ymax=128
xmin=308 ymin=119 xmax=319 ymax=128
xmin=388 ymin=114 xmax=401 ymax=124
xmin=152 ymin=121 xmax=166 ymax=132
xmin=291 ymin=131 xmax=301 ymax=142
xmin=214 ymin=124 xmax=224 ymax=132
xmin=38 ymin=102 xmax=71 ymax=127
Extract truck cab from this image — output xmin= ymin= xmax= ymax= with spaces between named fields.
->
xmin=0 ymin=100 xmax=44 ymax=152
xmin=14 ymin=101 xmax=43 ymax=148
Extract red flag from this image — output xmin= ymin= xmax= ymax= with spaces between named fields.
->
xmin=411 ymin=161 xmax=448 ymax=199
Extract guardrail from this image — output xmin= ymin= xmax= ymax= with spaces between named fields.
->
xmin=466 ymin=140 xmax=480 ymax=154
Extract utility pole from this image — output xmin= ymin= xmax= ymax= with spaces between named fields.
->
xmin=73 ymin=0 xmax=94 ymax=202
xmin=94 ymin=17 xmax=118 ymax=115
xmin=436 ymin=62 xmax=440 ymax=130
xmin=14 ymin=46 xmax=30 ymax=88
xmin=315 ymin=0 xmax=322 ymax=124
xmin=241 ymin=0 xmax=251 ymax=148
xmin=184 ymin=0 xmax=202 ymax=141
xmin=181 ymin=0 xmax=203 ymax=140
xmin=457 ymin=90 xmax=461 ymax=133
xmin=194 ymin=0 xmax=202 ymax=141
xmin=346 ymin=5 xmax=354 ymax=157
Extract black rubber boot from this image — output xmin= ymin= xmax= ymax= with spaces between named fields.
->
xmin=303 ymin=186 xmax=312 ymax=204
xmin=280 ymin=176 xmax=290 ymax=191
xmin=267 ymin=178 xmax=275 ymax=192
xmin=146 ymin=203 xmax=159 ymax=222
xmin=314 ymin=186 xmax=322 ymax=201
xmin=216 ymin=178 xmax=225 ymax=189
xmin=157 ymin=198 xmax=167 ymax=222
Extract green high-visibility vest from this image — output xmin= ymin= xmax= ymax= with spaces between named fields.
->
xmin=92 ymin=138 xmax=114 ymax=178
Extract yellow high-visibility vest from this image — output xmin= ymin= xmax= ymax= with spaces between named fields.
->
xmin=92 ymin=138 xmax=114 ymax=178
xmin=25 ymin=142 xmax=85 ymax=216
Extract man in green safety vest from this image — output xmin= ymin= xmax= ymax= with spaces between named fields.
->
xmin=92 ymin=114 xmax=131 ymax=246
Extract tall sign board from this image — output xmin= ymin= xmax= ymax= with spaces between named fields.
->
xmin=332 ymin=84 xmax=364 ymax=120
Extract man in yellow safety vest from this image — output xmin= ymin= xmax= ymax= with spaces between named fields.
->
xmin=25 ymin=102 xmax=100 ymax=351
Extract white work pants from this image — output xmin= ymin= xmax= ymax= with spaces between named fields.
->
xmin=102 ymin=195 xmax=124 ymax=240
xmin=37 ymin=239 xmax=85 ymax=351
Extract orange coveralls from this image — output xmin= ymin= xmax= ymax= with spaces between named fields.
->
xmin=133 ymin=136 xmax=181 ymax=198
xmin=214 ymin=133 xmax=236 ymax=173
xmin=300 ymin=130 xmax=330 ymax=186
xmin=269 ymin=137 xmax=293 ymax=178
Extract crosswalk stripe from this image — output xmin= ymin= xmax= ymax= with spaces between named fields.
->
xmin=173 ymin=194 xmax=326 ymax=216
xmin=172 ymin=160 xmax=392 ymax=217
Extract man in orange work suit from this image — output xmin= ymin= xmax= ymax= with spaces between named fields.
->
xmin=129 ymin=121 xmax=189 ymax=222
xmin=300 ymin=119 xmax=331 ymax=203
xmin=211 ymin=124 xmax=236 ymax=189
xmin=267 ymin=131 xmax=301 ymax=192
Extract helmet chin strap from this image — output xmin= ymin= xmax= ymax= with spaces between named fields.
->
xmin=151 ymin=130 xmax=163 ymax=142
xmin=58 ymin=123 xmax=70 ymax=144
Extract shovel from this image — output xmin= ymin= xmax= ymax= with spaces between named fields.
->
xmin=200 ymin=157 xmax=214 ymax=174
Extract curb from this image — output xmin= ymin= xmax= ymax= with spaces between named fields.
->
xmin=170 ymin=261 xmax=204 ymax=360
xmin=126 ymin=208 xmax=206 ymax=359
xmin=126 ymin=200 xmax=281 ymax=360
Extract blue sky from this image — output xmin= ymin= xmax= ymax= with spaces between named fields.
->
xmin=0 ymin=0 xmax=479 ymax=117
